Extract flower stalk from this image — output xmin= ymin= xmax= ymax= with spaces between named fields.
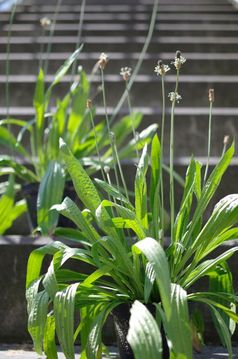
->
xmin=169 ymin=51 xmax=185 ymax=242
xmin=87 ymin=99 xmax=106 ymax=182
xmin=99 ymin=55 xmax=121 ymax=192
xmin=120 ymin=67 xmax=139 ymax=162
xmin=204 ymin=88 xmax=214 ymax=184
xmin=154 ymin=60 xmax=170 ymax=242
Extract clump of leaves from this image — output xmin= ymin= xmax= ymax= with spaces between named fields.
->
xmin=26 ymin=135 xmax=238 ymax=358
xmin=0 ymin=48 xmax=157 ymax=235
xmin=0 ymin=174 xmax=26 ymax=234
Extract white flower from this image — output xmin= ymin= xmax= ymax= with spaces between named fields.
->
xmin=168 ymin=92 xmax=182 ymax=103
xmin=171 ymin=51 xmax=186 ymax=70
xmin=154 ymin=60 xmax=170 ymax=76
xmin=98 ymin=52 xmax=108 ymax=70
xmin=120 ymin=67 xmax=132 ymax=81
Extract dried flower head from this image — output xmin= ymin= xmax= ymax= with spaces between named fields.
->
xmin=208 ymin=88 xmax=215 ymax=103
xmin=40 ymin=17 xmax=51 ymax=28
xmin=77 ymin=65 xmax=83 ymax=74
xmin=168 ymin=92 xmax=182 ymax=103
xmin=104 ymin=166 xmax=110 ymax=174
xmin=172 ymin=50 xmax=186 ymax=70
xmin=154 ymin=60 xmax=170 ymax=76
xmin=87 ymin=99 xmax=92 ymax=109
xmin=120 ymin=67 xmax=132 ymax=81
xmin=223 ymin=135 xmax=230 ymax=146
xmin=98 ymin=52 xmax=108 ymax=70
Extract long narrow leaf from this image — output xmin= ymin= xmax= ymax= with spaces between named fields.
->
xmin=135 ymin=145 xmax=149 ymax=228
xmin=54 ymin=283 xmax=79 ymax=359
xmin=127 ymin=300 xmax=162 ymax=359
xmin=37 ymin=161 xmax=65 ymax=235
xmin=133 ymin=237 xmax=171 ymax=319
xmin=164 ymin=284 xmax=192 ymax=358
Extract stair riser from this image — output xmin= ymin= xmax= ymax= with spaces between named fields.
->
xmin=1 ymin=41 xmax=238 ymax=53
xmin=0 ymin=113 xmax=236 ymax=159
xmin=1 ymin=58 xmax=237 ymax=76
xmin=0 ymin=234 xmax=238 ymax=343
xmin=1 ymin=80 xmax=237 ymax=107
xmin=4 ymin=28 xmax=238 ymax=37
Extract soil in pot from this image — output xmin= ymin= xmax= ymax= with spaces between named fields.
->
xmin=111 ymin=303 xmax=169 ymax=359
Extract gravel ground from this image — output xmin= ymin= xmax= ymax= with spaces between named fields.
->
xmin=0 ymin=345 xmax=238 ymax=358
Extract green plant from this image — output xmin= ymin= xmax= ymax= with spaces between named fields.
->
xmin=0 ymin=174 xmax=26 ymax=234
xmin=25 ymin=140 xmax=238 ymax=358
xmin=0 ymin=48 xmax=157 ymax=235
xmin=25 ymin=53 xmax=238 ymax=359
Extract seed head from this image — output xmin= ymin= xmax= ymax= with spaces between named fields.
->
xmin=120 ymin=67 xmax=132 ymax=81
xmin=154 ymin=60 xmax=170 ymax=76
xmin=168 ymin=92 xmax=182 ymax=103
xmin=223 ymin=135 xmax=230 ymax=146
xmin=77 ymin=65 xmax=83 ymax=74
xmin=104 ymin=166 xmax=110 ymax=174
xmin=208 ymin=88 xmax=215 ymax=103
xmin=172 ymin=51 xmax=186 ymax=70
xmin=40 ymin=17 xmax=51 ymax=28
xmin=87 ymin=99 xmax=92 ymax=109
xmin=98 ymin=52 xmax=109 ymax=70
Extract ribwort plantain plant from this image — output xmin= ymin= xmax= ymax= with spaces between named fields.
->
xmin=0 ymin=49 xmax=157 ymax=235
xmin=26 ymin=52 xmax=238 ymax=359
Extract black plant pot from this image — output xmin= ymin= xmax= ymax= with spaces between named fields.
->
xmin=111 ymin=303 xmax=169 ymax=359
xmin=22 ymin=181 xmax=77 ymax=230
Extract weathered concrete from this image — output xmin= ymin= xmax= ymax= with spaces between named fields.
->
xmin=0 ymin=345 xmax=238 ymax=358
xmin=1 ymin=236 xmax=238 ymax=344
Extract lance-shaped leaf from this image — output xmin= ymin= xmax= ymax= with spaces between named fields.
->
xmin=127 ymin=300 xmax=163 ymax=359
xmin=54 ymin=283 xmax=79 ymax=359
xmin=53 ymin=196 xmax=100 ymax=243
xmin=37 ymin=161 xmax=65 ymax=235
xmin=133 ymin=237 xmax=171 ymax=319
xmin=163 ymin=284 xmax=192 ymax=358
xmin=135 ymin=144 xmax=149 ymax=228
xmin=34 ymin=68 xmax=45 ymax=135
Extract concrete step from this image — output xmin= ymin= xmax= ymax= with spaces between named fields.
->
xmin=0 ymin=52 xmax=238 ymax=76
xmin=1 ymin=74 xmax=238 ymax=108
xmin=3 ymin=24 xmax=238 ymax=39
xmin=4 ymin=4 xmax=236 ymax=13
xmin=2 ymin=35 xmax=238 ymax=53
xmin=1 ymin=236 xmax=238 ymax=344
xmin=2 ymin=12 xmax=238 ymax=24
xmin=0 ymin=345 xmax=238 ymax=359
xmin=0 ymin=106 xmax=236 ymax=157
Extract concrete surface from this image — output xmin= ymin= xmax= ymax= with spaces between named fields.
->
xmin=0 ymin=345 xmax=238 ymax=358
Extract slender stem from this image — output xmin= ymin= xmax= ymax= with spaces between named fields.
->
xmin=5 ymin=1 xmax=18 ymax=120
xmin=125 ymin=81 xmax=139 ymax=162
xmin=170 ymin=70 xmax=180 ymax=243
xmin=203 ymin=101 xmax=213 ymax=184
xmin=159 ymin=75 xmax=166 ymax=242
xmin=105 ymin=169 xmax=116 ymax=206
xmin=112 ymin=139 xmax=129 ymax=201
xmin=100 ymin=68 xmax=120 ymax=190
xmin=109 ymin=0 xmax=159 ymax=124
xmin=43 ymin=0 xmax=62 ymax=76
xmin=88 ymin=108 xmax=106 ymax=182
xmin=71 ymin=0 xmax=87 ymax=77
xmin=38 ymin=28 xmax=46 ymax=70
